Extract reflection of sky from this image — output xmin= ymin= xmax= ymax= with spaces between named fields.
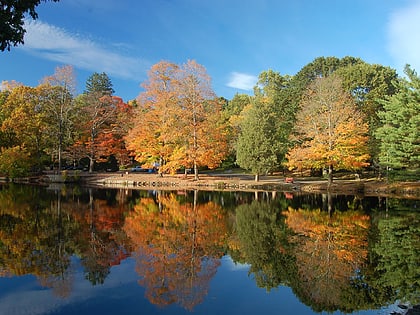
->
xmin=0 ymin=255 xmax=395 ymax=315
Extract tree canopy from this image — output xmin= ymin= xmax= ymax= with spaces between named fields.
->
xmin=375 ymin=65 xmax=420 ymax=170
xmin=0 ymin=0 xmax=59 ymax=51
xmin=286 ymin=74 xmax=370 ymax=184
xmin=236 ymin=70 xmax=294 ymax=181
xmin=126 ymin=60 xmax=228 ymax=179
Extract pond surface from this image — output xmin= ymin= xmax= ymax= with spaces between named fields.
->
xmin=0 ymin=183 xmax=418 ymax=315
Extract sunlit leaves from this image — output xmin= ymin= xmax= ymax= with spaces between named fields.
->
xmin=126 ymin=60 xmax=228 ymax=178
xmin=286 ymin=75 xmax=370 ymax=180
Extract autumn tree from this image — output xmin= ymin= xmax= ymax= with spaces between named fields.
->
xmin=0 ymin=145 xmax=32 ymax=177
xmin=0 ymin=85 xmax=50 ymax=171
xmin=126 ymin=61 xmax=180 ymax=172
xmin=73 ymin=72 xmax=118 ymax=172
xmin=375 ymin=65 xmax=420 ymax=171
xmin=0 ymin=82 xmax=21 ymax=150
xmin=0 ymin=0 xmax=59 ymax=51
xmin=95 ymin=96 xmax=133 ymax=168
xmin=286 ymin=74 xmax=370 ymax=185
xmin=173 ymin=60 xmax=228 ymax=179
xmin=41 ymin=65 xmax=76 ymax=171
xmin=127 ymin=60 xmax=228 ymax=179
xmin=336 ymin=62 xmax=398 ymax=166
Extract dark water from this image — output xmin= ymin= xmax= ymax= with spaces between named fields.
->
xmin=0 ymin=183 xmax=418 ymax=315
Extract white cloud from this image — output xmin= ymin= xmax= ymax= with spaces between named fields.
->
xmin=21 ymin=20 xmax=149 ymax=80
xmin=226 ymin=72 xmax=257 ymax=91
xmin=387 ymin=2 xmax=420 ymax=72
xmin=222 ymin=256 xmax=250 ymax=271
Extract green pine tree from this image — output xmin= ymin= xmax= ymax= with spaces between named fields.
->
xmin=376 ymin=65 xmax=420 ymax=171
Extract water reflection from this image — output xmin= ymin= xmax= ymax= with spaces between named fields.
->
xmin=0 ymin=183 xmax=418 ymax=314
xmin=124 ymin=190 xmax=228 ymax=310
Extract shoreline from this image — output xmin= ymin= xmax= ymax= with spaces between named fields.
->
xmin=88 ymin=172 xmax=420 ymax=199
xmin=2 ymin=171 xmax=420 ymax=199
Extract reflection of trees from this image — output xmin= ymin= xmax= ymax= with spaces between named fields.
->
xmin=234 ymin=200 xmax=296 ymax=290
xmin=74 ymin=188 xmax=133 ymax=285
xmin=369 ymin=208 xmax=420 ymax=305
xmin=283 ymin=207 xmax=370 ymax=312
xmin=124 ymin=190 xmax=228 ymax=310
xmin=0 ymin=184 xmax=80 ymax=297
xmin=0 ymin=184 xmax=134 ymax=293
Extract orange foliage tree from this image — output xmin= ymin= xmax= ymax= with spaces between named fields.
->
xmin=73 ymin=94 xmax=131 ymax=171
xmin=286 ymin=75 xmax=370 ymax=184
xmin=125 ymin=61 xmax=180 ymax=172
xmin=174 ymin=60 xmax=228 ymax=179
xmin=124 ymin=191 xmax=228 ymax=310
xmin=126 ymin=60 xmax=228 ymax=179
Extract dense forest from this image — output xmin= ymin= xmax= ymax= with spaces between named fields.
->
xmin=0 ymin=56 xmax=419 ymax=181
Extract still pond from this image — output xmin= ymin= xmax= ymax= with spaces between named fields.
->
xmin=0 ymin=183 xmax=418 ymax=315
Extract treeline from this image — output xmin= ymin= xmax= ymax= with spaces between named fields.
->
xmin=0 ymin=56 xmax=419 ymax=180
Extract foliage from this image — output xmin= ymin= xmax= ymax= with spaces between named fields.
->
xmin=84 ymin=72 xmax=114 ymax=95
xmin=375 ymin=65 xmax=420 ymax=170
xmin=1 ymin=55 xmax=417 ymax=179
xmin=236 ymin=70 xmax=293 ymax=180
xmin=40 ymin=65 xmax=76 ymax=170
xmin=72 ymin=73 xmax=130 ymax=172
xmin=236 ymin=97 xmax=282 ymax=179
xmin=126 ymin=60 xmax=228 ymax=179
xmin=0 ymin=146 xmax=32 ymax=177
xmin=0 ymin=85 xmax=51 ymax=170
xmin=336 ymin=62 xmax=398 ymax=164
xmin=0 ymin=0 xmax=59 ymax=51
xmin=286 ymin=75 xmax=370 ymax=184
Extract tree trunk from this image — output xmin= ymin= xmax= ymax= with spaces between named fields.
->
xmin=328 ymin=164 xmax=333 ymax=188
xmin=327 ymin=191 xmax=333 ymax=215
xmin=89 ymin=157 xmax=94 ymax=173
xmin=194 ymin=162 xmax=199 ymax=181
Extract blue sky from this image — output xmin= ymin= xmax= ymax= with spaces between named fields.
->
xmin=1 ymin=0 xmax=420 ymax=101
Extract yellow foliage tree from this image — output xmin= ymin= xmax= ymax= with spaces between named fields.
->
xmin=286 ymin=75 xmax=370 ymax=184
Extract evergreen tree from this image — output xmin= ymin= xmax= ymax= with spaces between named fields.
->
xmin=84 ymin=72 xmax=114 ymax=96
xmin=375 ymin=65 xmax=420 ymax=170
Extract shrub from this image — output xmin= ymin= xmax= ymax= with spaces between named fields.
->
xmin=0 ymin=146 xmax=32 ymax=178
